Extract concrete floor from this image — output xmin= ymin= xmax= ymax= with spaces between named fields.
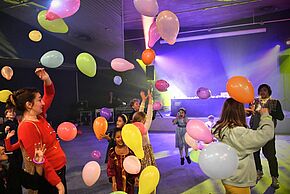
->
xmin=57 ymin=126 xmax=290 ymax=194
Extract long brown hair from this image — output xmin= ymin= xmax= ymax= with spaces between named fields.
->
xmin=212 ymin=98 xmax=248 ymax=139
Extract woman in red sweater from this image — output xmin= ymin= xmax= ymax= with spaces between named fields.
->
xmin=5 ymin=68 xmax=66 ymax=194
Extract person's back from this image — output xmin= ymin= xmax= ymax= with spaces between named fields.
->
xmin=212 ymin=98 xmax=274 ymax=193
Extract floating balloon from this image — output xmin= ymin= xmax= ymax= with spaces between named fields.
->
xmin=0 ymin=90 xmax=12 ymax=103
xmin=141 ymin=49 xmax=155 ymax=65
xmin=133 ymin=122 xmax=147 ymax=135
xmin=226 ymin=76 xmax=254 ymax=104
xmin=121 ymin=124 xmax=144 ymax=159
xmin=1 ymin=66 xmax=13 ymax=80
xmin=100 ymin=107 xmax=112 ymax=120
xmin=184 ymin=132 xmax=198 ymax=150
xmin=28 ymin=30 xmax=42 ymax=42
xmin=186 ymin=120 xmax=212 ymax=144
xmin=37 ymin=10 xmax=68 ymax=33
xmin=156 ymin=10 xmax=180 ymax=45
xmin=155 ymin=79 xmax=170 ymax=92
xmin=189 ymin=150 xmax=200 ymax=163
xmin=93 ymin=117 xmax=108 ymax=140
xmin=153 ymin=101 xmax=162 ymax=111
xmin=139 ymin=166 xmax=160 ymax=194
xmin=123 ymin=155 xmax=141 ymax=174
xmin=111 ymin=58 xmax=135 ymax=72
xmin=40 ymin=50 xmax=64 ymax=68
xmin=82 ymin=161 xmax=101 ymax=186
xmin=91 ymin=150 xmax=101 ymax=160
xmin=76 ymin=52 xmax=97 ymax=77
xmin=196 ymin=87 xmax=211 ymax=99
xmin=198 ymin=142 xmax=239 ymax=179
xmin=46 ymin=0 xmax=80 ymax=21
xmin=148 ymin=21 xmax=161 ymax=48
xmin=113 ymin=76 xmax=122 ymax=86
xmin=133 ymin=0 xmax=159 ymax=17
xmin=57 ymin=122 xmax=77 ymax=141
xmin=136 ymin=59 xmax=146 ymax=73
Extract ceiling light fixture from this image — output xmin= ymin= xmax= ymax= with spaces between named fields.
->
xmin=160 ymin=28 xmax=267 ymax=44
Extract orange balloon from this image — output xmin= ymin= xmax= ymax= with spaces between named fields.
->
xmin=141 ymin=49 xmax=156 ymax=65
xmin=93 ymin=117 xmax=108 ymax=140
xmin=29 ymin=30 xmax=42 ymax=42
xmin=1 ymin=66 xmax=13 ymax=80
xmin=226 ymin=76 xmax=254 ymax=104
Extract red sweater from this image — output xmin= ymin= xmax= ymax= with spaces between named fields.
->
xmin=7 ymin=83 xmax=66 ymax=186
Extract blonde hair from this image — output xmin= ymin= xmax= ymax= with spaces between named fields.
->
xmin=132 ymin=111 xmax=146 ymax=123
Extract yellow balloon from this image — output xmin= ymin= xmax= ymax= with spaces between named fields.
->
xmin=76 ymin=53 xmax=97 ymax=77
xmin=136 ymin=59 xmax=146 ymax=73
xmin=121 ymin=124 xmax=144 ymax=159
xmin=29 ymin=30 xmax=42 ymax=42
xmin=139 ymin=166 xmax=160 ymax=194
xmin=37 ymin=10 xmax=68 ymax=33
xmin=0 ymin=90 xmax=12 ymax=103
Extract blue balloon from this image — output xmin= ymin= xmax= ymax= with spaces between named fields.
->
xmin=40 ymin=50 xmax=64 ymax=68
xmin=113 ymin=76 xmax=122 ymax=85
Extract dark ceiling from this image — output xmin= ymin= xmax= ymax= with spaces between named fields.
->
xmin=0 ymin=0 xmax=290 ymax=68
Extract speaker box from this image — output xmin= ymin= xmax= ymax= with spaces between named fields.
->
xmin=146 ymin=65 xmax=155 ymax=80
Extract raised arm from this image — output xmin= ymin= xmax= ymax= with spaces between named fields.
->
xmin=139 ymin=91 xmax=147 ymax=112
xmin=144 ymin=89 xmax=153 ymax=131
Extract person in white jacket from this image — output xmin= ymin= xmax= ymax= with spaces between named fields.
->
xmin=212 ymin=98 xmax=274 ymax=194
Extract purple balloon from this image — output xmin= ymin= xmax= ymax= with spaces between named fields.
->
xmin=196 ymin=87 xmax=211 ymax=99
xmin=91 ymin=150 xmax=101 ymax=160
xmin=100 ymin=107 xmax=112 ymax=120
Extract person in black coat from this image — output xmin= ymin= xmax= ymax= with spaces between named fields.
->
xmin=247 ymin=84 xmax=284 ymax=189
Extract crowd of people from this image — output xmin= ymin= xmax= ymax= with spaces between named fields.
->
xmin=0 ymin=68 xmax=285 ymax=194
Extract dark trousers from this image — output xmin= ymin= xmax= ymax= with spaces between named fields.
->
xmin=38 ymin=166 xmax=67 ymax=194
xmin=254 ymin=137 xmax=279 ymax=177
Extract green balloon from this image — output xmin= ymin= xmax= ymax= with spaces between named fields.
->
xmin=190 ymin=150 xmax=200 ymax=163
xmin=37 ymin=10 xmax=68 ymax=33
xmin=76 ymin=53 xmax=97 ymax=77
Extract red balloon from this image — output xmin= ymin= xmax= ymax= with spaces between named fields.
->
xmin=226 ymin=76 xmax=254 ymax=104
xmin=91 ymin=150 xmax=101 ymax=160
xmin=133 ymin=122 xmax=147 ymax=135
xmin=155 ymin=79 xmax=170 ymax=92
xmin=141 ymin=49 xmax=156 ymax=65
xmin=57 ymin=122 xmax=77 ymax=141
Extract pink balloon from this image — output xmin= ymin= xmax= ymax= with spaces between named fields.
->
xmin=46 ymin=0 xmax=80 ymax=21
xmin=153 ymin=101 xmax=162 ymax=110
xmin=186 ymin=120 xmax=213 ymax=144
xmin=82 ymin=161 xmax=101 ymax=186
xmin=111 ymin=58 xmax=135 ymax=72
xmin=156 ymin=10 xmax=180 ymax=45
xmin=123 ymin=155 xmax=141 ymax=174
xmin=196 ymin=87 xmax=211 ymax=99
xmin=91 ymin=150 xmax=101 ymax=160
xmin=133 ymin=122 xmax=147 ymax=135
xmin=148 ymin=21 xmax=161 ymax=48
xmin=155 ymin=79 xmax=170 ymax=92
xmin=184 ymin=132 xmax=199 ymax=150
xmin=57 ymin=122 xmax=77 ymax=141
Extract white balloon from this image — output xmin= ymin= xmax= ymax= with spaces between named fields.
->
xmin=82 ymin=161 xmax=101 ymax=186
xmin=113 ymin=76 xmax=122 ymax=85
xmin=123 ymin=155 xmax=141 ymax=174
xmin=198 ymin=142 xmax=238 ymax=179
xmin=40 ymin=50 xmax=64 ymax=68
xmin=133 ymin=0 xmax=159 ymax=17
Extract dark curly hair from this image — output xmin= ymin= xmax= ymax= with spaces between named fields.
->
xmin=6 ymin=88 xmax=40 ymax=114
xmin=258 ymin=84 xmax=272 ymax=96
